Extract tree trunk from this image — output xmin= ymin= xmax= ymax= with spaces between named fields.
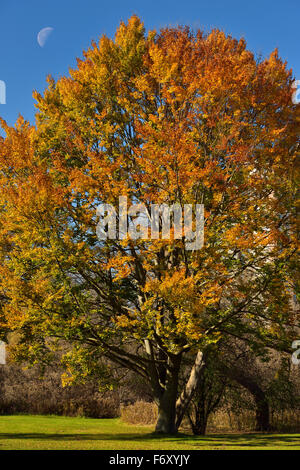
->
xmin=145 ymin=346 xmax=205 ymax=434
xmin=175 ymin=350 xmax=205 ymax=429
xmin=154 ymin=354 xmax=181 ymax=434
xmin=192 ymin=414 xmax=208 ymax=435
xmin=254 ymin=392 xmax=270 ymax=432
xmin=155 ymin=392 xmax=178 ymax=434
xmin=188 ymin=403 xmax=208 ymax=435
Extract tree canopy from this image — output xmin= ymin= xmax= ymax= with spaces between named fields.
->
xmin=0 ymin=16 xmax=299 ymax=433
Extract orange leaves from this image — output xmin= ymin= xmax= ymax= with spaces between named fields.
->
xmin=0 ymin=116 xmax=35 ymax=170
xmin=105 ymin=253 xmax=134 ymax=281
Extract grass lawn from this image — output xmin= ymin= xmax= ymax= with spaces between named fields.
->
xmin=0 ymin=415 xmax=299 ymax=450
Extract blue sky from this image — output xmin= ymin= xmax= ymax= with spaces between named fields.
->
xmin=0 ymin=0 xmax=299 ymax=127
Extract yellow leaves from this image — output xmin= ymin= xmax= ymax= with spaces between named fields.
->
xmin=145 ymin=269 xmax=194 ymax=300
xmin=115 ymin=314 xmax=139 ymax=330
xmin=141 ymin=269 xmax=223 ymax=343
xmin=0 ymin=116 xmax=35 ymax=171
xmin=213 ymin=192 xmax=223 ymax=204
xmin=61 ymin=370 xmax=75 ymax=387
xmin=115 ymin=15 xmax=145 ymax=51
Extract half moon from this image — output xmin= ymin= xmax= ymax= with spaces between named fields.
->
xmin=37 ymin=27 xmax=54 ymax=47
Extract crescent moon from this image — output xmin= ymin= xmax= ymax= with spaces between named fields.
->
xmin=37 ymin=27 xmax=54 ymax=47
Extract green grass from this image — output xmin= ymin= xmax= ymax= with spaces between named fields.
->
xmin=0 ymin=415 xmax=299 ymax=450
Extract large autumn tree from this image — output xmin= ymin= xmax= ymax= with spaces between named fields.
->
xmin=0 ymin=16 xmax=299 ymax=433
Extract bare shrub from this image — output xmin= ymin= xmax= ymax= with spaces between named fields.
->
xmin=0 ymin=362 xmax=120 ymax=418
xmin=121 ymin=401 xmax=157 ymax=425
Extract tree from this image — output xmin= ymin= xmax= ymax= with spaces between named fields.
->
xmin=218 ymin=355 xmax=271 ymax=431
xmin=187 ymin=351 xmax=227 ymax=435
xmin=187 ymin=343 xmax=271 ymax=435
xmin=0 ymin=16 xmax=299 ymax=434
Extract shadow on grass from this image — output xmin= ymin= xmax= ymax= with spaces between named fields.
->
xmin=0 ymin=432 xmax=299 ymax=447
